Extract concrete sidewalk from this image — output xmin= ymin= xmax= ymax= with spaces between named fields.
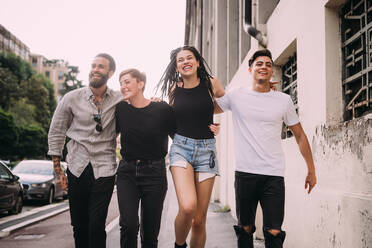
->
xmin=107 ymin=172 xmax=264 ymax=248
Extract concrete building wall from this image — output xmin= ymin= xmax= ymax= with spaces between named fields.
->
xmin=0 ymin=25 xmax=70 ymax=103
xmin=0 ymin=24 xmax=30 ymax=61
xmin=30 ymin=54 xmax=69 ymax=102
xmin=185 ymin=0 xmax=372 ymax=247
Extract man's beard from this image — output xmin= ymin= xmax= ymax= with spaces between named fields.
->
xmin=89 ymin=72 xmax=109 ymax=88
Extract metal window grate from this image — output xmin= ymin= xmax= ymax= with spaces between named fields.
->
xmin=281 ymin=53 xmax=298 ymax=139
xmin=341 ymin=0 xmax=372 ymax=120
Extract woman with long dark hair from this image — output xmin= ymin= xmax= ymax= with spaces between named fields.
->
xmin=157 ymin=45 xmax=225 ymax=248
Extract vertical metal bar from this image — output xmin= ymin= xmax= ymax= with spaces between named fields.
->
xmin=341 ymin=0 xmax=372 ymax=119
xmin=365 ymin=0 xmax=370 ymax=107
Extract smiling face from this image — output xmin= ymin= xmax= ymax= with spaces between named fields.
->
xmin=119 ymin=73 xmax=144 ymax=100
xmin=89 ymin=57 xmax=112 ymax=88
xmin=176 ymin=49 xmax=200 ymax=78
xmin=249 ymin=56 xmax=273 ymax=84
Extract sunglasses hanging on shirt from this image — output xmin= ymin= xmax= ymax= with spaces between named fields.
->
xmin=91 ymin=96 xmax=103 ymax=133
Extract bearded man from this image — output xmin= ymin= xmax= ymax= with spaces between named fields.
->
xmin=48 ymin=53 xmax=122 ymax=248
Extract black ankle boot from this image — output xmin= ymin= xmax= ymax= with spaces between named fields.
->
xmin=174 ymin=242 xmax=187 ymax=248
xmin=233 ymin=225 xmax=256 ymax=248
xmin=263 ymin=228 xmax=286 ymax=248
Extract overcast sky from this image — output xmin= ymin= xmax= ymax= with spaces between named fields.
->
xmin=0 ymin=0 xmax=186 ymax=97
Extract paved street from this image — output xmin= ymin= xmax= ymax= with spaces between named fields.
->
xmin=0 ymin=173 xmax=264 ymax=247
xmin=107 ymin=172 xmax=265 ymax=248
xmin=0 ymin=191 xmax=119 ymax=248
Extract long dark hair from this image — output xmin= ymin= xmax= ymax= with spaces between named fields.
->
xmin=156 ymin=45 xmax=214 ymax=105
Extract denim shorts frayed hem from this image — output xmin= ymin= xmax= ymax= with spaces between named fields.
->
xmin=169 ymin=134 xmax=219 ymax=175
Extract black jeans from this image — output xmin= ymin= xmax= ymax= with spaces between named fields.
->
xmin=67 ymin=164 xmax=115 ymax=248
xmin=116 ymin=159 xmax=167 ymax=248
xmin=235 ymin=171 xmax=286 ymax=248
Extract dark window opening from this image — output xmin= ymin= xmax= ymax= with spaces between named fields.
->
xmin=281 ymin=53 xmax=298 ymax=139
xmin=341 ymin=0 xmax=372 ymax=120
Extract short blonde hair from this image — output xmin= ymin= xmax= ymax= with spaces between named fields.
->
xmin=119 ymin=68 xmax=146 ymax=92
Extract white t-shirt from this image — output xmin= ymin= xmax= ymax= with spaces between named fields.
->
xmin=216 ymin=88 xmax=299 ymax=177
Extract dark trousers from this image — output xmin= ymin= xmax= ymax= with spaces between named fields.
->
xmin=235 ymin=171 xmax=286 ymax=248
xmin=67 ymin=164 xmax=115 ymax=248
xmin=116 ymin=159 xmax=168 ymax=248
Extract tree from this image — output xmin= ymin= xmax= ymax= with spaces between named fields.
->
xmin=0 ymin=52 xmax=33 ymax=81
xmin=0 ymin=52 xmax=76 ymax=160
xmin=59 ymin=65 xmax=83 ymax=96
xmin=0 ymin=52 xmax=35 ymax=111
xmin=44 ymin=78 xmax=57 ymax=122
xmin=17 ymin=124 xmax=47 ymax=159
xmin=22 ymin=74 xmax=52 ymax=130
xmin=0 ymin=67 xmax=20 ymax=111
xmin=8 ymin=99 xmax=38 ymax=127
xmin=0 ymin=108 xmax=19 ymax=160
xmin=0 ymin=107 xmax=48 ymax=160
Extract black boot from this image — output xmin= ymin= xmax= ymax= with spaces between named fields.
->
xmin=233 ymin=225 xmax=256 ymax=248
xmin=263 ymin=228 xmax=286 ymax=248
xmin=174 ymin=242 xmax=187 ymax=248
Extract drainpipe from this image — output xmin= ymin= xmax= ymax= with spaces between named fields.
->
xmin=243 ymin=0 xmax=267 ymax=47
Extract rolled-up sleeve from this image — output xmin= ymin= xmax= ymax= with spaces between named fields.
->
xmin=48 ymin=95 xmax=73 ymax=156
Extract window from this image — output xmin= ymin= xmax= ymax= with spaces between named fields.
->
xmin=15 ymin=46 xmax=20 ymax=56
xmin=9 ymin=40 xmax=14 ymax=51
xmin=281 ymin=53 xmax=298 ymax=139
xmin=341 ymin=0 xmax=372 ymax=120
xmin=3 ymin=37 xmax=9 ymax=49
xmin=32 ymin=57 xmax=38 ymax=67
xmin=58 ymin=83 xmax=64 ymax=90
xmin=58 ymin=71 xmax=64 ymax=80
xmin=0 ymin=163 xmax=11 ymax=180
xmin=45 ymin=71 xmax=50 ymax=78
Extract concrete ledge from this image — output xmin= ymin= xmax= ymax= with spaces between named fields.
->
xmin=0 ymin=202 xmax=69 ymax=238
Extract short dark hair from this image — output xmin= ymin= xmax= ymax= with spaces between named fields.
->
xmin=248 ymin=49 xmax=273 ymax=67
xmin=95 ymin=53 xmax=116 ymax=72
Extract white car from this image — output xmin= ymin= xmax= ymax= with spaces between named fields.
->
xmin=12 ymin=160 xmax=67 ymax=204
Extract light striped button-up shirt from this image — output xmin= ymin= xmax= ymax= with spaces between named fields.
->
xmin=48 ymin=86 xmax=123 ymax=179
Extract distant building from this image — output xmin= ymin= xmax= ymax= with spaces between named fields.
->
xmin=0 ymin=24 xmax=72 ymax=102
xmin=29 ymin=54 xmax=68 ymax=101
xmin=0 ymin=24 xmax=30 ymax=61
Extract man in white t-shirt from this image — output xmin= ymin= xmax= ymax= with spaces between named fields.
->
xmin=215 ymin=49 xmax=317 ymax=248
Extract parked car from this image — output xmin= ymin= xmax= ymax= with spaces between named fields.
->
xmin=0 ymin=161 xmax=23 ymax=215
xmin=12 ymin=160 xmax=66 ymax=204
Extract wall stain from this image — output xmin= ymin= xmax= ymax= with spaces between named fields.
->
xmin=313 ymin=117 xmax=372 ymax=161
xmin=359 ymin=209 xmax=372 ymax=248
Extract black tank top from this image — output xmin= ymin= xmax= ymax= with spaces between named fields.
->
xmin=173 ymin=81 xmax=214 ymax=139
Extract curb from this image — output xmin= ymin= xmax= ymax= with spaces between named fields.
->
xmin=0 ymin=187 xmax=118 ymax=239
xmin=0 ymin=203 xmax=69 ymax=238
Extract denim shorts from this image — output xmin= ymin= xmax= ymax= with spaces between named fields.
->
xmin=169 ymin=134 xmax=219 ymax=174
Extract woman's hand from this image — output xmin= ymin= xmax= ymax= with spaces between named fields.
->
xmin=209 ymin=123 xmax=220 ymax=136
